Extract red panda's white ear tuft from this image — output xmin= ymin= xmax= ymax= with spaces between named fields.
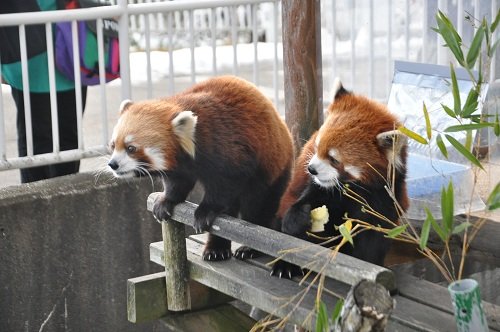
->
xmin=377 ymin=130 xmax=407 ymax=170
xmin=119 ymin=99 xmax=133 ymax=114
xmin=331 ymin=78 xmax=350 ymax=101
xmin=172 ymin=111 xmax=198 ymax=158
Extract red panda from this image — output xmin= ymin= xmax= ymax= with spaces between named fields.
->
xmin=271 ymin=79 xmax=409 ymax=278
xmin=108 ymin=76 xmax=294 ymax=261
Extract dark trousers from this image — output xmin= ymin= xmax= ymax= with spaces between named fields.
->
xmin=11 ymin=87 xmax=88 ymax=183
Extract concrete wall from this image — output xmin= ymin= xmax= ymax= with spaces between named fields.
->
xmin=0 ymin=173 xmax=166 ymax=332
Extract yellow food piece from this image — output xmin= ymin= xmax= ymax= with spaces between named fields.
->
xmin=310 ymin=205 xmax=329 ymax=232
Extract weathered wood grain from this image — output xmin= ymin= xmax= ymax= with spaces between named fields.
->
xmin=162 ymin=221 xmax=190 ymax=311
xmin=157 ymin=304 xmax=256 ymax=332
xmin=151 ymin=239 xmax=340 ymax=331
xmin=147 ymin=194 xmax=396 ymax=291
xmin=127 ymin=272 xmax=233 ymax=323
xmin=396 ymin=272 xmax=500 ymax=331
xmin=282 ymin=0 xmax=323 ymax=150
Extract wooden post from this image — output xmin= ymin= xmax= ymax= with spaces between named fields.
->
xmin=282 ymin=0 xmax=323 ymax=150
xmin=162 ymin=221 xmax=191 ymax=311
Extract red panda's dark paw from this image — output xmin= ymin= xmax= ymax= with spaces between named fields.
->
xmin=193 ymin=206 xmax=219 ymax=233
xmin=152 ymin=195 xmax=175 ymax=223
xmin=270 ymin=260 xmax=304 ymax=279
xmin=281 ymin=203 xmax=312 ymax=236
xmin=234 ymin=246 xmax=262 ymax=260
xmin=202 ymin=247 xmax=232 ymax=261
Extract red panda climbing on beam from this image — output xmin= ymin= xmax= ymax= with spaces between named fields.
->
xmin=108 ymin=76 xmax=294 ymax=262
xmin=271 ymin=79 xmax=409 ymax=279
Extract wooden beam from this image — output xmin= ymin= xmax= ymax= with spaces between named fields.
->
xmin=157 ymin=304 xmax=256 ymax=332
xmin=147 ymin=195 xmax=396 ymax=291
xmin=162 ymin=220 xmax=191 ymax=311
xmin=282 ymin=0 xmax=323 ymax=150
xmin=127 ymin=272 xmax=234 ymax=323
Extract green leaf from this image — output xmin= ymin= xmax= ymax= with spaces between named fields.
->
xmin=398 ymin=126 xmax=428 ymax=145
xmin=441 ymin=182 xmax=455 ymax=234
xmin=425 ymin=207 xmax=448 ymax=242
xmin=464 ymin=130 xmax=473 ymax=151
xmin=452 ymin=222 xmax=472 ymax=234
xmin=491 ymin=8 xmax=500 ymax=32
xmin=466 ymin=25 xmax=485 ymax=69
xmin=423 ymin=102 xmax=432 ymax=140
xmin=316 ymin=301 xmax=328 ymax=332
xmin=339 ymin=224 xmax=354 ymax=246
xmin=444 ymin=134 xmax=484 ymax=170
xmin=495 ymin=113 xmax=500 ymax=136
xmin=386 ymin=225 xmax=408 ymax=238
xmin=435 ymin=11 xmax=465 ymax=65
xmin=487 ymin=182 xmax=500 ymax=210
xmin=441 ymin=104 xmax=457 ymax=118
xmin=331 ymin=299 xmax=344 ymax=323
xmin=489 ymin=38 xmax=500 ymax=58
xmin=436 ymin=134 xmax=449 ymax=159
xmin=450 ymin=64 xmax=461 ymax=116
xmin=461 ymin=88 xmax=479 ymax=118
xmin=420 ymin=215 xmax=431 ymax=250
xmin=444 ymin=123 xmax=493 ymax=132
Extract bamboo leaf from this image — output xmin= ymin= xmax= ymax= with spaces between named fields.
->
xmin=398 ymin=126 xmax=428 ymax=144
xmin=461 ymin=88 xmax=479 ymax=118
xmin=489 ymin=38 xmax=500 ymax=58
xmin=420 ymin=215 xmax=431 ymax=250
xmin=423 ymin=102 xmax=432 ymax=140
xmin=491 ymin=8 xmax=500 ymax=32
xmin=441 ymin=104 xmax=457 ymax=119
xmin=436 ymin=134 xmax=448 ymax=159
xmin=466 ymin=25 xmax=485 ymax=69
xmin=495 ymin=113 xmax=500 ymax=136
xmin=444 ymin=134 xmax=484 ymax=169
xmin=452 ymin=222 xmax=472 ymax=234
xmin=339 ymin=223 xmax=354 ymax=246
xmin=425 ymin=207 xmax=448 ymax=242
xmin=436 ymin=11 xmax=465 ymax=65
xmin=444 ymin=123 xmax=493 ymax=132
xmin=386 ymin=225 xmax=408 ymax=238
xmin=487 ymin=182 xmax=500 ymax=211
xmin=441 ymin=182 xmax=455 ymax=235
xmin=316 ymin=301 xmax=328 ymax=332
xmin=331 ymin=299 xmax=344 ymax=323
xmin=465 ymin=130 xmax=473 ymax=151
xmin=450 ymin=64 xmax=461 ymax=116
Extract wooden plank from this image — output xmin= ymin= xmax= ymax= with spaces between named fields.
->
xmin=281 ymin=0 xmax=323 ymax=149
xmin=396 ymin=272 xmax=500 ymax=331
xmin=150 ymin=239 xmax=469 ymax=331
xmin=127 ymin=272 xmax=234 ymax=323
xmin=147 ymin=195 xmax=396 ymax=291
xmin=151 ymin=240 xmax=341 ymax=331
xmin=157 ymin=304 xmax=256 ymax=332
xmin=408 ymin=215 xmax=500 ymax=257
xmin=162 ymin=220 xmax=190 ymax=311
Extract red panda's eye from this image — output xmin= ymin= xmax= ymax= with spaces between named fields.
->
xmin=328 ymin=156 xmax=339 ymax=166
xmin=109 ymin=142 xmax=115 ymax=150
xmin=127 ymin=145 xmax=137 ymax=154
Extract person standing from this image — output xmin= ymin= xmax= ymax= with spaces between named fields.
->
xmin=0 ymin=0 xmax=87 ymax=183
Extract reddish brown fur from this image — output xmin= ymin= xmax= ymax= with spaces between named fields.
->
xmin=278 ymin=91 xmax=409 ymax=220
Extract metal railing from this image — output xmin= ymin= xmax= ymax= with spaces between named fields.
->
xmin=0 ymin=0 xmax=497 ymax=179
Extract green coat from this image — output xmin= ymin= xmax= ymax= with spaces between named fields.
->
xmin=1 ymin=0 xmax=75 ymax=92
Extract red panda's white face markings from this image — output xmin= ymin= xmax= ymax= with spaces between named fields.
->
xmin=305 ymin=80 xmax=407 ymax=189
xmin=108 ymin=99 xmax=198 ymax=177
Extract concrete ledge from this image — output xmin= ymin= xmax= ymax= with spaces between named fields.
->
xmin=0 ymin=173 xmax=164 ymax=332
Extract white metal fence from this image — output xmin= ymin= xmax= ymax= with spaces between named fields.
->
xmin=0 ymin=0 xmax=497 ymax=184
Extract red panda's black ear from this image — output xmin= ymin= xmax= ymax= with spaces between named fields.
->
xmin=331 ymin=78 xmax=350 ymax=101
xmin=376 ymin=130 xmax=407 ymax=169
xmin=119 ymin=99 xmax=133 ymax=114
